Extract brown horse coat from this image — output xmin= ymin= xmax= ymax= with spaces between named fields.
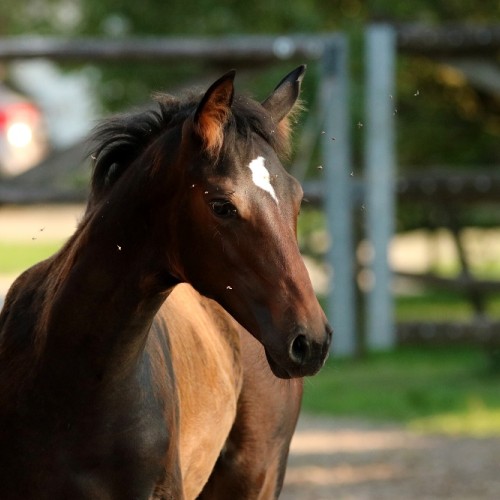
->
xmin=161 ymin=285 xmax=243 ymax=498
xmin=0 ymin=66 xmax=330 ymax=499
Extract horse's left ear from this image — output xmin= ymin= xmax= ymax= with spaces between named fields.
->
xmin=193 ymin=70 xmax=235 ymax=156
xmin=261 ymin=65 xmax=306 ymax=123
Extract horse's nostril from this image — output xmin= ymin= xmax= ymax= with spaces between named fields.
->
xmin=289 ymin=334 xmax=310 ymax=365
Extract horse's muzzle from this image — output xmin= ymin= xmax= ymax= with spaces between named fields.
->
xmin=267 ymin=323 xmax=332 ymax=379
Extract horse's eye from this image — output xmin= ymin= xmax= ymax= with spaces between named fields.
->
xmin=209 ymin=200 xmax=238 ymax=219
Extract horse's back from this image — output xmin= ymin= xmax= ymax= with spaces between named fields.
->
xmin=152 ymin=284 xmax=243 ymax=499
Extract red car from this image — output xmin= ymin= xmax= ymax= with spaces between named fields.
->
xmin=0 ymin=84 xmax=47 ymax=176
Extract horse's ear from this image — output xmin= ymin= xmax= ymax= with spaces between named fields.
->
xmin=261 ymin=65 xmax=306 ymax=123
xmin=193 ymin=70 xmax=235 ymax=156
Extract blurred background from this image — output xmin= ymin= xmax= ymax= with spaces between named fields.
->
xmin=1 ymin=1 xmax=500 ymax=497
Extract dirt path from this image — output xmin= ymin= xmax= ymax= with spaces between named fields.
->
xmin=282 ymin=414 xmax=500 ymax=500
xmin=0 ymin=204 xmax=84 ymax=242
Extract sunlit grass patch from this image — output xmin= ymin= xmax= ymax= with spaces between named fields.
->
xmin=0 ymin=241 xmax=63 ymax=274
xmin=410 ymin=397 xmax=500 ymax=437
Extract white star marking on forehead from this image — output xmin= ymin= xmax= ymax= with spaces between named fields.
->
xmin=248 ymin=156 xmax=278 ymax=204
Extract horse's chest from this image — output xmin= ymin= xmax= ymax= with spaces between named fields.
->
xmin=0 ymin=390 xmax=173 ymax=500
xmin=70 ymin=410 xmax=170 ymax=496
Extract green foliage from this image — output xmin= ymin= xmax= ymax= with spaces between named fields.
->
xmin=396 ymin=56 xmax=500 ymax=168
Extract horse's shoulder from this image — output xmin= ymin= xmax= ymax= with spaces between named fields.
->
xmin=152 ymin=284 xmax=243 ymax=498
xmin=160 ymin=284 xmax=242 ymax=346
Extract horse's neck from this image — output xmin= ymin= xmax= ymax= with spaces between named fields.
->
xmin=41 ymin=193 xmax=176 ymax=382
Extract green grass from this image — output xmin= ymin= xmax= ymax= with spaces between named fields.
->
xmin=410 ymin=401 xmax=500 ymax=437
xmin=0 ymin=241 xmax=63 ymax=274
xmin=302 ymin=347 xmax=500 ymax=436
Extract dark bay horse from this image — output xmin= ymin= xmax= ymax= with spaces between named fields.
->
xmin=0 ymin=66 xmax=332 ymax=499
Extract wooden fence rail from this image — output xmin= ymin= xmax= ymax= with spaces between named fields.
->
xmin=396 ymin=24 xmax=500 ymax=56
xmin=398 ymin=321 xmax=500 ymax=346
xmin=0 ymin=35 xmax=331 ymax=63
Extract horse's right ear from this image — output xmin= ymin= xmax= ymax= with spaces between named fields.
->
xmin=193 ymin=70 xmax=235 ymax=156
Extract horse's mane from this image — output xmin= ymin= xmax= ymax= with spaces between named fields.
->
xmin=88 ymin=90 xmax=295 ymax=205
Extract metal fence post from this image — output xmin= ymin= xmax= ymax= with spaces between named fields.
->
xmin=321 ymin=37 xmax=356 ymax=356
xmin=364 ymin=24 xmax=396 ymax=350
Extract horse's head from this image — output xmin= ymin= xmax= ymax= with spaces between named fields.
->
xmin=167 ymin=67 xmax=332 ymax=378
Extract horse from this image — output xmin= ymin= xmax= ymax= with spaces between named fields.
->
xmin=0 ymin=65 xmax=332 ymax=499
